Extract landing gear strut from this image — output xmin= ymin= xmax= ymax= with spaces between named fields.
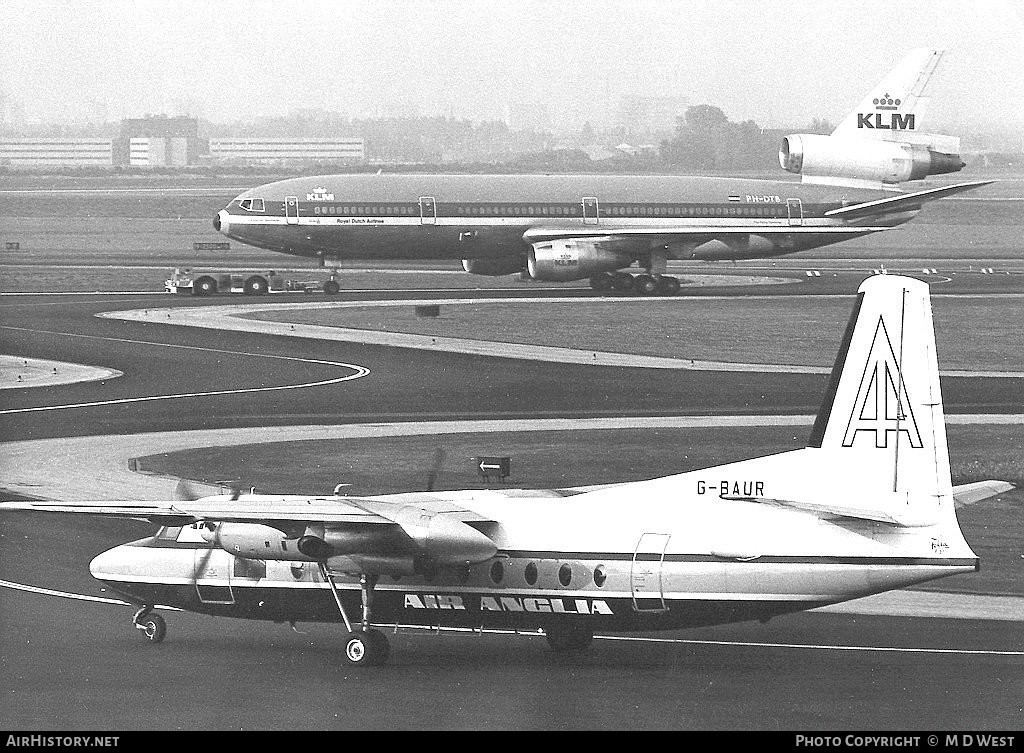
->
xmin=319 ymin=563 xmax=391 ymax=666
xmin=132 ymin=606 xmax=166 ymax=643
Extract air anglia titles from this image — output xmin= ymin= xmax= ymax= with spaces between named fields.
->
xmin=404 ymin=594 xmax=614 ymax=614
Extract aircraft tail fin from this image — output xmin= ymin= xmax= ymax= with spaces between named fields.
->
xmin=832 ymin=48 xmax=944 ymax=140
xmin=805 ymin=274 xmax=952 ymax=523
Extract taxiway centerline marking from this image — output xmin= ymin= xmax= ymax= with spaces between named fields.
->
xmin=594 ymin=635 xmax=1024 ymax=656
xmin=0 ymin=326 xmax=369 ymax=414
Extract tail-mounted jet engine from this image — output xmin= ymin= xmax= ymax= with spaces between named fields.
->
xmin=527 ymin=240 xmax=632 ymax=282
xmin=780 ymin=134 xmax=964 ymax=185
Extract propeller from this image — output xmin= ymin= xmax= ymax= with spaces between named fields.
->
xmin=174 ymin=477 xmax=225 ymax=502
xmin=425 ymin=447 xmax=446 ymax=492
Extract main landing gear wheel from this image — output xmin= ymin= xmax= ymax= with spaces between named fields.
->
xmin=610 ymin=272 xmax=634 ymax=292
xmin=133 ymin=607 xmax=166 ymax=643
xmin=545 ymin=624 xmax=594 ymax=653
xmin=323 ymin=280 xmax=340 ymax=295
xmin=656 ymin=275 xmax=681 ymax=295
xmin=343 ymin=629 xmax=391 ymax=667
xmin=633 ymin=274 xmax=659 ymax=295
xmin=588 ymin=273 xmax=614 ymax=292
xmin=194 ymin=276 xmax=217 ymax=296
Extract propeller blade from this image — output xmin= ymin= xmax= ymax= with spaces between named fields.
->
xmin=425 ymin=447 xmax=446 ymax=492
xmin=174 ymin=478 xmax=212 ymax=502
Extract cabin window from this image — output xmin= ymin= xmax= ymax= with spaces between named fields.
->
xmin=281 ymin=541 xmax=288 ymax=551
xmin=558 ymin=564 xmax=573 ymax=587
xmin=489 ymin=560 xmax=504 ymax=584
xmin=525 ymin=562 xmax=538 ymax=586
xmin=594 ymin=565 xmax=607 ymax=587
xmin=313 ymin=206 xmax=320 ymax=215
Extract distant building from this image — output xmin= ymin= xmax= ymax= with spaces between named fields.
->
xmin=208 ymin=137 xmax=365 ymax=165
xmin=616 ymin=95 xmax=689 ymax=135
xmin=0 ymin=138 xmax=113 ymax=166
xmin=116 ymin=115 xmax=204 ymax=166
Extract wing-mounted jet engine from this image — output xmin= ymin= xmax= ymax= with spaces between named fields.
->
xmin=527 ymin=238 xmax=633 ymax=282
xmin=779 ymin=48 xmax=967 ymax=189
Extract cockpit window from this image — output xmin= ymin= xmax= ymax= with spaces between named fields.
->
xmin=239 ymin=199 xmax=252 ymax=210
xmin=250 ymin=198 xmax=265 ymax=212
xmin=238 ymin=198 xmax=265 ymax=212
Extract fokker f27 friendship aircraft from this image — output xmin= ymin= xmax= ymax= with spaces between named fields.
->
xmin=1 ymin=276 xmax=1011 ymax=666
xmin=214 ymin=49 xmax=990 ymax=294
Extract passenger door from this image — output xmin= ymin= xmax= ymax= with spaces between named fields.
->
xmin=787 ymin=198 xmax=803 ymax=227
xmin=285 ymin=195 xmax=299 ymax=225
xmin=631 ymin=532 xmax=670 ymax=612
xmin=194 ymin=548 xmax=235 ymax=604
xmin=419 ymin=196 xmax=436 ymax=225
xmin=582 ymin=196 xmax=599 ymax=225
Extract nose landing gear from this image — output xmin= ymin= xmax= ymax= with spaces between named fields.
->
xmin=132 ymin=606 xmax=166 ymax=643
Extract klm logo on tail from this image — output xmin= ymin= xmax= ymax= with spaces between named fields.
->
xmin=843 ymin=317 xmax=923 ymax=449
xmin=857 ymin=94 xmax=916 ymax=130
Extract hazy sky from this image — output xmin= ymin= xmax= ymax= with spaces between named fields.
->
xmin=2 ymin=0 xmax=1022 ymax=132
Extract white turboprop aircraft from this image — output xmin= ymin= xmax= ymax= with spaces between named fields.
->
xmin=0 ymin=275 xmax=1011 ymax=666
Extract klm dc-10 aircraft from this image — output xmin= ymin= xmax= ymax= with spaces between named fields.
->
xmin=213 ymin=49 xmax=990 ymax=294
xmin=0 ymin=276 xmax=1011 ymax=665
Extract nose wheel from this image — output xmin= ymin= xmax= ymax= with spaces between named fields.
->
xmin=132 ymin=606 xmax=166 ymax=644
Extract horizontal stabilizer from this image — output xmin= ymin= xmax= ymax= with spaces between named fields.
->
xmin=824 ymin=180 xmax=993 ymax=219
xmin=952 ymin=480 xmax=1015 ymax=508
xmin=724 ymin=493 xmax=939 ymax=527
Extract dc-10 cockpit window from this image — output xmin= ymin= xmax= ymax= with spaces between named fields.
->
xmin=238 ymin=198 xmax=265 ymax=212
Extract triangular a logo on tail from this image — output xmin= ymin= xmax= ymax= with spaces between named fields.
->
xmin=842 ymin=316 xmax=922 ymax=449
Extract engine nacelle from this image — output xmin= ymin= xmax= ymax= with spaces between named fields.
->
xmin=212 ymin=523 xmax=312 ymax=561
xmin=780 ymin=134 xmax=964 ymax=184
xmin=462 ymin=258 xmax=524 ymax=276
xmin=527 ymin=240 xmax=631 ymax=282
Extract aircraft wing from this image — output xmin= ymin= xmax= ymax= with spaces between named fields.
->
xmin=0 ymin=497 xmax=385 ymax=525
xmin=952 ymin=480 xmax=1015 ymax=507
xmin=823 ymin=180 xmax=993 ymax=220
xmin=0 ymin=494 xmax=500 ymax=565
xmin=521 ymin=224 xmax=886 ymax=245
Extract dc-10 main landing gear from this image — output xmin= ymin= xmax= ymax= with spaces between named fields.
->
xmin=319 ymin=563 xmax=391 ymax=667
xmin=589 ymin=272 xmax=681 ymax=295
xmin=132 ymin=605 xmax=166 ymax=643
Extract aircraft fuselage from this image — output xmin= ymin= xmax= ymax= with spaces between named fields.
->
xmin=214 ymin=174 xmax=900 ymax=266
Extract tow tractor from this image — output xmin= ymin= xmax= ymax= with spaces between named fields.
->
xmin=165 ymin=268 xmax=341 ymax=296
